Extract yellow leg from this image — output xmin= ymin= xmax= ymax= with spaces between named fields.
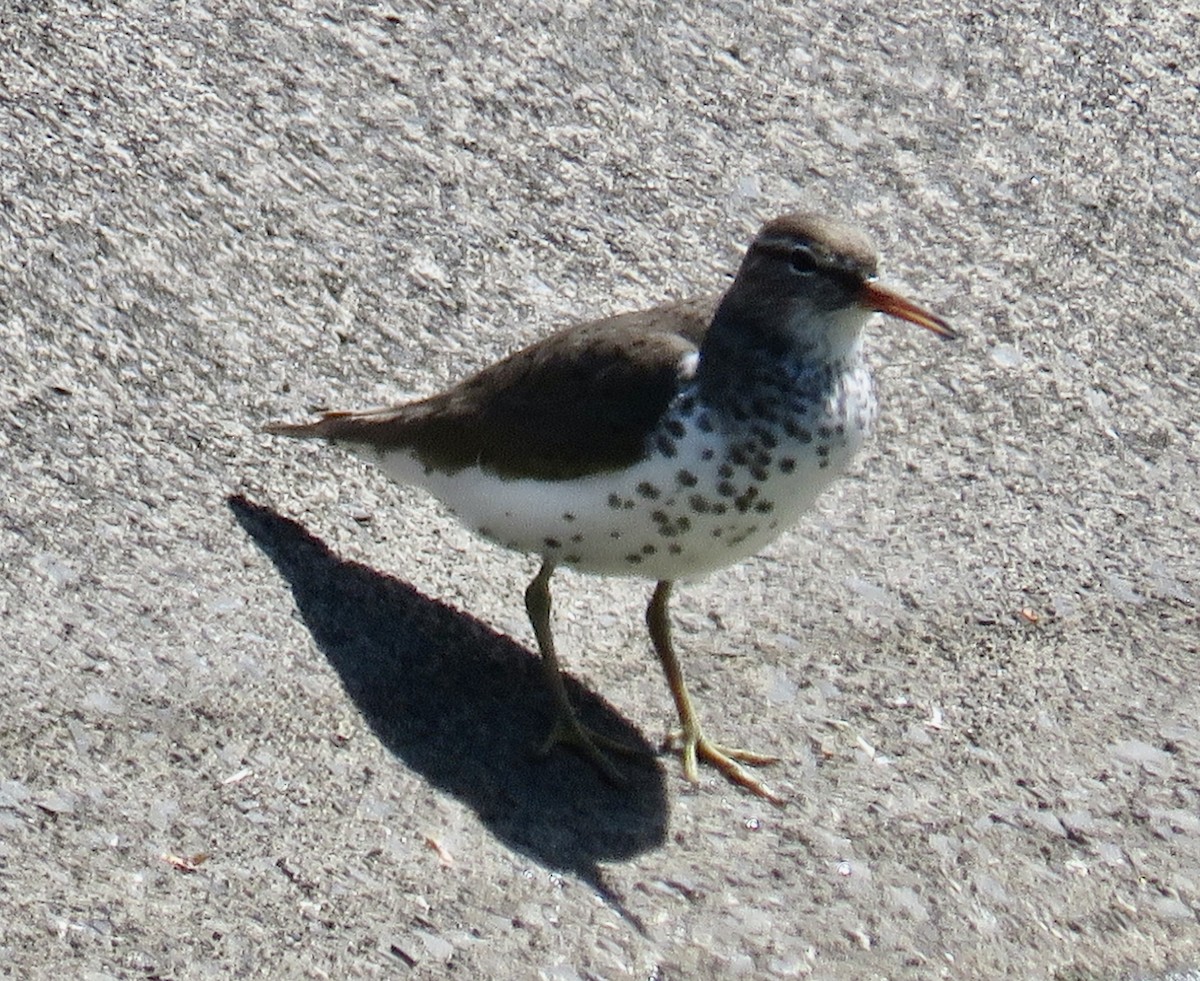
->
xmin=525 ymin=561 xmax=644 ymax=784
xmin=647 ymin=581 xmax=784 ymax=805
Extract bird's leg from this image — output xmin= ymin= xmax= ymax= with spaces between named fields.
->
xmin=647 ymin=580 xmax=784 ymax=805
xmin=524 ymin=561 xmax=645 ymax=784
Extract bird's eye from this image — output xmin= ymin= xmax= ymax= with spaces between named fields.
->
xmin=789 ymin=246 xmax=819 ymax=275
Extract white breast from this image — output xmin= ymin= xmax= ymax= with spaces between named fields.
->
xmin=364 ymin=363 xmax=877 ymax=582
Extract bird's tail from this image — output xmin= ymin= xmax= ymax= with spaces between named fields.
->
xmin=262 ymin=411 xmax=363 ymax=440
xmin=263 ymin=406 xmax=410 ymax=443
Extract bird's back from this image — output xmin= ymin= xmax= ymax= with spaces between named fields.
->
xmin=265 ymin=295 xmax=718 ymax=482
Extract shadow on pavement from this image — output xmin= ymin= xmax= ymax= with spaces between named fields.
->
xmin=228 ymin=495 xmax=667 ymax=920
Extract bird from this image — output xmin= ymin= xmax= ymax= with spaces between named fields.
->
xmin=265 ymin=212 xmax=956 ymax=803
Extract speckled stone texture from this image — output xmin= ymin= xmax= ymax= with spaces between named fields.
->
xmin=2 ymin=2 xmax=1198 ymax=979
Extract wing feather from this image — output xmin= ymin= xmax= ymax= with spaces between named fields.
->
xmin=266 ymin=296 xmax=717 ymax=481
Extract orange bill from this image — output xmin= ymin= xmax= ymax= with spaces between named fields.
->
xmin=861 ymin=281 xmax=957 ymax=340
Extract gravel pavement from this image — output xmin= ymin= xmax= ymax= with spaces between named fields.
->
xmin=2 ymin=2 xmax=1198 ymax=978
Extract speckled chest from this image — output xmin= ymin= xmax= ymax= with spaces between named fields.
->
xmin=381 ymin=355 xmax=879 ymax=581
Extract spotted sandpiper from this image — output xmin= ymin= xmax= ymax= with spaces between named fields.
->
xmin=265 ymin=212 xmax=955 ymax=803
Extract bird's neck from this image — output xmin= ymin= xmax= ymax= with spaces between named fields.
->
xmin=696 ymin=292 xmax=868 ymax=402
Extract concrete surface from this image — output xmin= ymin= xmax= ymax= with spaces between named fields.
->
xmin=2 ymin=1 xmax=1198 ymax=978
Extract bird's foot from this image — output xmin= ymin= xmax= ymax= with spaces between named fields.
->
xmin=666 ymin=729 xmax=784 ymax=805
xmin=537 ymin=712 xmax=650 ymax=786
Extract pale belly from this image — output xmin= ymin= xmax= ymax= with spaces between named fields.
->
xmin=367 ymin=373 xmax=877 ymax=581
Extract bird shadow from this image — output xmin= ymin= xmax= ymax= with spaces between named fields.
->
xmin=227 ymin=495 xmax=668 ymax=918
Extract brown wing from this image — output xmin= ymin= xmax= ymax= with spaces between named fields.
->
xmin=266 ymin=295 xmax=717 ymax=481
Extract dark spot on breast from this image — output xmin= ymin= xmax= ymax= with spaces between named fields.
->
xmin=717 ymin=481 xmax=736 ymax=498
xmin=754 ymin=500 xmax=775 ymax=514
xmin=651 ymin=510 xmax=668 ymax=524
xmin=668 ymin=543 xmax=683 ymax=555
xmin=607 ymin=493 xmax=622 ymax=509
xmin=677 ymin=469 xmax=698 ymax=487
xmin=816 ymin=445 xmax=830 ymax=458
xmin=544 ymin=538 xmax=561 ymax=549
xmin=689 ymin=494 xmax=711 ymax=513
xmin=570 ymin=533 xmax=583 ymax=543
xmin=678 ymin=396 xmax=696 ymax=416
xmin=697 ymin=413 xmax=714 ymax=433
xmin=751 ymin=399 xmax=779 ymax=422
xmin=779 ymin=457 xmax=796 ymax=473
xmin=610 ymin=530 xmax=622 ymax=539
xmin=735 ymin=487 xmax=759 ymax=512
xmin=750 ymin=466 xmax=769 ymax=482
xmin=562 ymin=512 xmax=576 ymax=522
xmin=666 ymin=419 xmax=686 ymax=439
xmin=727 ymin=525 xmax=758 ymax=547
xmin=701 ymin=448 xmax=715 ymax=461
xmin=785 ymin=422 xmax=813 ymax=443
xmin=718 ymin=463 xmax=735 ymax=479
xmin=636 ymin=481 xmax=661 ymax=500
xmin=625 ymin=553 xmax=643 ymax=564
xmin=564 ymin=553 xmax=581 ymax=564
xmin=656 ymin=515 xmax=692 ymax=538
xmin=655 ymin=435 xmax=677 ymax=457
xmin=642 ymin=544 xmax=657 ymax=555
